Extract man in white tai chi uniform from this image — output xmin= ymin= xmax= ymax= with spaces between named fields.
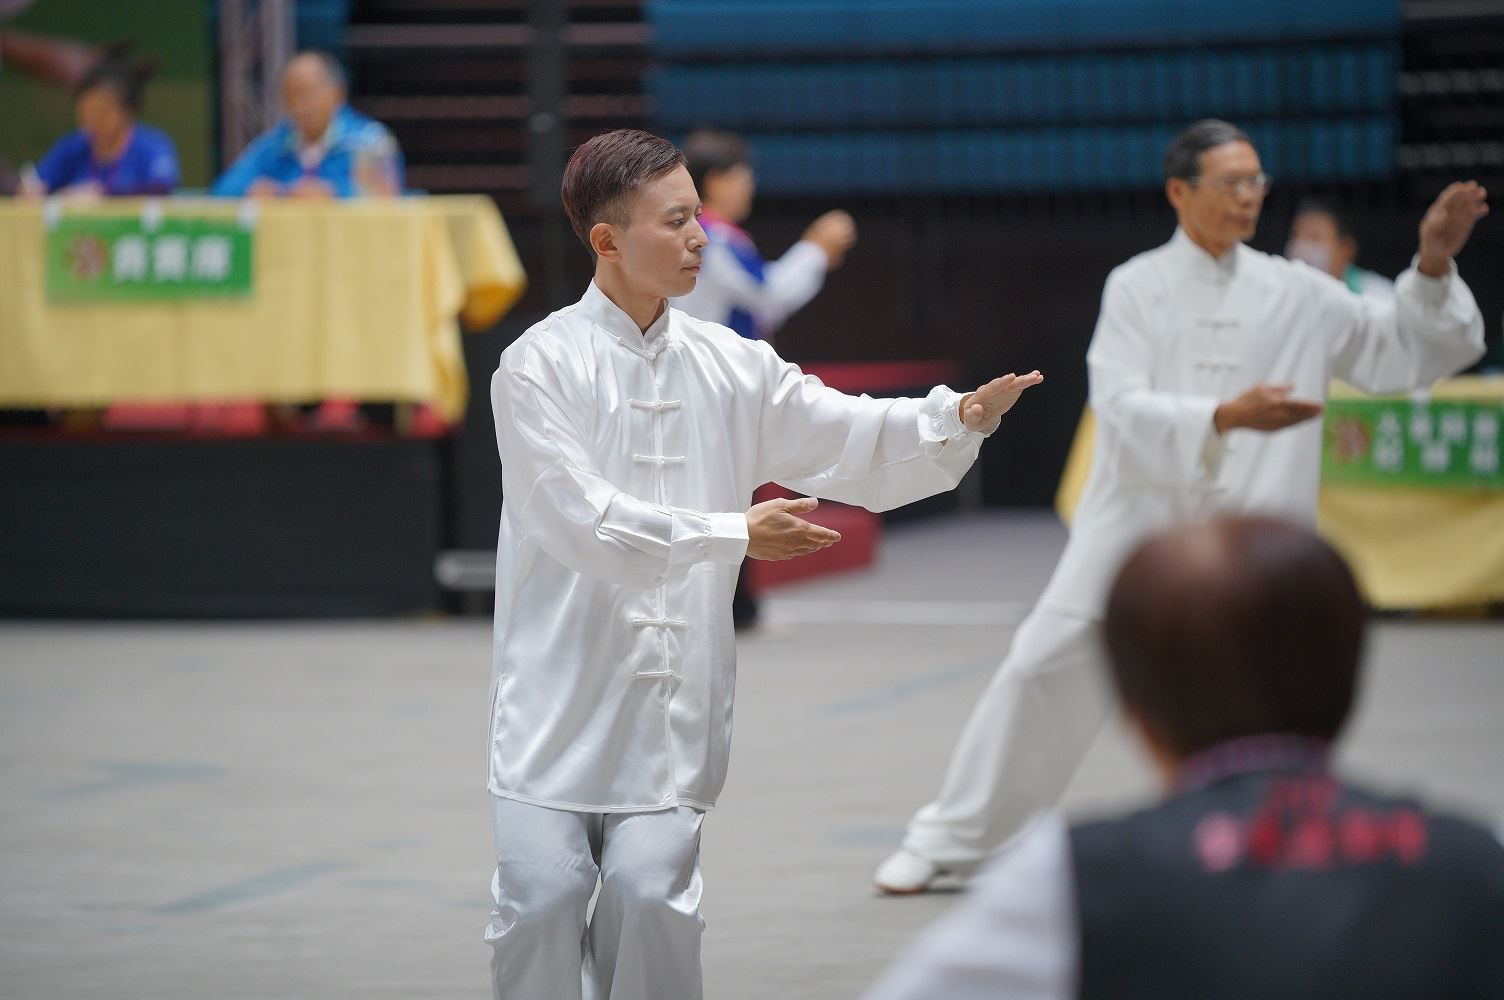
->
xmin=875 ymin=118 xmax=1488 ymax=894
xmin=484 ymin=128 xmax=1042 ymax=999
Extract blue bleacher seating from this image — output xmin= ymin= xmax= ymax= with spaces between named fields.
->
xmin=649 ymin=0 xmax=1402 ymax=194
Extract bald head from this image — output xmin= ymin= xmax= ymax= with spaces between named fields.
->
xmin=1103 ymin=517 xmax=1367 ymax=760
xmin=282 ymin=51 xmax=346 ymax=142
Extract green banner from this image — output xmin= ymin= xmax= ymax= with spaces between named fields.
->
xmin=1323 ymin=397 xmax=1504 ymax=491
xmin=46 ymin=215 xmax=254 ymax=301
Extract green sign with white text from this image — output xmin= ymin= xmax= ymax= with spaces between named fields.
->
xmin=45 ymin=216 xmax=254 ymax=301
xmin=1323 ymin=397 xmax=1504 ymax=491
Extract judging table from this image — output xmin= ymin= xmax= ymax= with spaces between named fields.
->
xmin=1054 ymin=375 xmax=1504 ymax=610
xmin=0 ymin=195 xmax=526 ymax=422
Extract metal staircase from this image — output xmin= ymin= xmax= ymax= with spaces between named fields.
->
xmin=343 ymin=0 xmax=650 ymax=214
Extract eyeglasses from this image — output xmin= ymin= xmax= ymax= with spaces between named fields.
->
xmin=1187 ymin=172 xmax=1272 ymax=197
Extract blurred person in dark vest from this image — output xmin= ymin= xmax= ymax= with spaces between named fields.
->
xmin=865 ymin=516 xmax=1504 ymax=1000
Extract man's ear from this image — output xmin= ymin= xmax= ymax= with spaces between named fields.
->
xmin=1165 ymin=177 xmax=1188 ymax=213
xmin=589 ymin=221 xmax=620 ymax=262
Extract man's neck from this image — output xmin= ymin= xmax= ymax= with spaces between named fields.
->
xmin=594 ymin=268 xmax=666 ymax=333
xmin=297 ymin=112 xmax=339 ymax=151
xmin=1180 ymin=222 xmax=1236 ymax=261
xmin=92 ymin=126 xmax=132 ymax=164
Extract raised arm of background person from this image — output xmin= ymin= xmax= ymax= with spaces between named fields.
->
xmin=1086 ymin=269 xmax=1229 ymax=488
xmin=752 ymin=343 xmax=1039 ymax=512
xmin=696 ymin=235 xmax=828 ymax=333
xmin=749 ymin=209 xmax=856 ymax=329
xmin=492 ymin=345 xmax=749 ymax=589
xmin=1317 ymin=181 xmax=1488 ymax=393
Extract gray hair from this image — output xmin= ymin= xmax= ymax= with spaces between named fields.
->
xmin=288 ymin=49 xmax=347 ymax=90
xmin=1162 ymin=119 xmax=1253 ymax=181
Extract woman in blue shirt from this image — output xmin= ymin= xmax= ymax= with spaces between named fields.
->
xmin=21 ymin=56 xmax=180 ymax=198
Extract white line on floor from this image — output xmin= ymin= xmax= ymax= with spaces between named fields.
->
xmin=760 ymin=598 xmax=1031 ymax=628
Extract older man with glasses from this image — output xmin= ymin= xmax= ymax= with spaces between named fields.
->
xmin=875 ymin=118 xmax=1490 ymax=895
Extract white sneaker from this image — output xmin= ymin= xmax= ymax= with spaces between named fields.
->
xmin=873 ymin=848 xmax=946 ymax=895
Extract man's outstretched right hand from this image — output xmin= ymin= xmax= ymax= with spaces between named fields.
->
xmin=745 ymin=497 xmax=842 ymax=561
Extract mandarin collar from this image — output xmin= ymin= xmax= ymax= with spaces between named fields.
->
xmin=1169 ymin=226 xmax=1242 ymax=282
xmin=1174 ymin=733 xmax=1332 ymax=794
xmin=582 ymin=281 xmax=673 ymax=355
xmin=281 ymin=105 xmax=353 ymax=157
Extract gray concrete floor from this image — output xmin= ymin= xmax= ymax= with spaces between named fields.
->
xmin=1 ymin=511 xmax=1500 ymax=1000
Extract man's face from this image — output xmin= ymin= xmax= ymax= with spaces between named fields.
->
xmin=282 ymin=59 xmax=343 ymax=142
xmin=1286 ymin=212 xmax=1353 ymax=279
xmin=76 ymin=86 xmax=131 ymax=148
xmin=1168 ymin=140 xmax=1266 ymax=251
xmin=610 ymin=165 xmax=707 ymax=299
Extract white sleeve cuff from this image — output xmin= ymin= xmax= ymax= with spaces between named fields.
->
xmin=668 ymin=509 xmax=749 ymax=567
xmin=1405 ymin=255 xmax=1455 ymax=309
xmin=921 ymin=385 xmax=983 ymax=448
xmin=1196 ymin=398 xmax=1228 ymax=477
xmin=705 ymin=511 xmax=750 ymax=564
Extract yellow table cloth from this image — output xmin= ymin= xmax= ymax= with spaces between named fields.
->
xmin=0 ymin=195 xmax=526 ymax=422
xmin=1054 ymin=376 xmax=1504 ymax=609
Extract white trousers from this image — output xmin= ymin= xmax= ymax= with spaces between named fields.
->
xmin=902 ymin=608 xmax=1113 ymax=871
xmin=485 ymin=796 xmax=706 ymax=1000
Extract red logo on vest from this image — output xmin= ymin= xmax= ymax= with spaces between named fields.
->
xmin=1193 ymin=778 xmax=1430 ymax=872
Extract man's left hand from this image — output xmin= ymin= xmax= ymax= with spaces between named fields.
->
xmin=958 ymin=371 xmax=1044 ymax=433
xmin=1418 ymin=180 xmax=1489 ymax=277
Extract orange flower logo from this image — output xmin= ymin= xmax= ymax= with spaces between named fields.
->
xmin=66 ymin=233 xmax=110 ymax=282
xmin=1328 ymin=417 xmax=1371 ymax=464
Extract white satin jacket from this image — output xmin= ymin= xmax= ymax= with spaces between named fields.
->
xmin=489 ymin=281 xmax=987 ymax=812
xmin=1038 ymin=228 xmax=1484 ymax=619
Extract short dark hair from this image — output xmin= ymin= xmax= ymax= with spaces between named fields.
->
xmin=682 ymin=129 xmax=751 ymax=196
xmin=1163 ymin=119 xmax=1254 ymax=181
xmin=560 ymin=129 xmax=686 ymax=250
xmin=76 ymin=55 xmax=157 ymax=115
xmin=1294 ymin=197 xmax=1354 ymax=239
xmin=1103 ymin=517 xmax=1367 ymax=759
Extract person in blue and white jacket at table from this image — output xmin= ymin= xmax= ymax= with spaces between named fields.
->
xmin=212 ymin=50 xmax=402 ymax=200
